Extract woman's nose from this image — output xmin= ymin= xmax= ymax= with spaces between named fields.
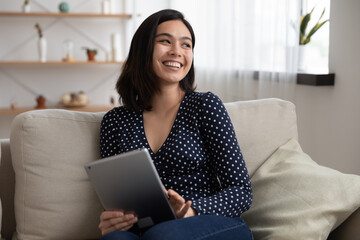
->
xmin=169 ymin=44 xmax=181 ymax=56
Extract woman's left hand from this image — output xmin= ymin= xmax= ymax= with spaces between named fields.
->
xmin=167 ymin=189 xmax=197 ymax=218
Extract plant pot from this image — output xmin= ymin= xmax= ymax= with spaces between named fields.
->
xmin=23 ymin=4 xmax=31 ymax=13
xmin=87 ymin=51 xmax=96 ymax=61
xmin=298 ymin=45 xmax=309 ymax=72
xmin=38 ymin=37 xmax=47 ymax=62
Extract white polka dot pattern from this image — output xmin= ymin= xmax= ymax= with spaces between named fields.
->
xmin=100 ymin=91 xmax=252 ymax=217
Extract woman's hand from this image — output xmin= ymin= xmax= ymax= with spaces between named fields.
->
xmin=167 ymin=189 xmax=197 ymax=218
xmin=98 ymin=210 xmax=138 ymax=236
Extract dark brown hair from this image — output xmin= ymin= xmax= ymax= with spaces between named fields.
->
xmin=116 ymin=9 xmax=196 ymax=112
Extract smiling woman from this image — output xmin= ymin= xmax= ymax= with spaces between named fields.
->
xmin=98 ymin=9 xmax=253 ymax=240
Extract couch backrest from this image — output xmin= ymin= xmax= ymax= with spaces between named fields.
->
xmin=7 ymin=98 xmax=297 ymax=240
xmin=226 ymin=98 xmax=298 ymax=176
xmin=0 ymin=139 xmax=16 ymax=240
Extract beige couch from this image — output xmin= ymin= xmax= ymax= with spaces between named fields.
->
xmin=0 ymin=98 xmax=359 ymax=240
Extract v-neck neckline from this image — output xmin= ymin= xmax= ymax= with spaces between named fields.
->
xmin=141 ymin=91 xmax=189 ymax=156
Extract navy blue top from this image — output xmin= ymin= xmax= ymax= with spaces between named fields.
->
xmin=100 ymin=91 xmax=252 ymax=217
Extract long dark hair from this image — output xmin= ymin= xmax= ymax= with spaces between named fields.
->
xmin=116 ymin=9 xmax=196 ymax=112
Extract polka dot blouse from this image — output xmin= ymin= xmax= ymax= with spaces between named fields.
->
xmin=100 ymin=91 xmax=252 ymax=217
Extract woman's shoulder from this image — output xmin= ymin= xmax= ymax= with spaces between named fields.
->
xmin=187 ymin=91 xmax=221 ymax=102
xmin=187 ymin=91 xmax=224 ymax=107
xmin=101 ymin=106 xmax=138 ymax=123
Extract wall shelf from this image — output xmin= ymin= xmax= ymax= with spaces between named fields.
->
xmin=0 ymin=11 xmax=132 ymax=18
xmin=0 ymin=106 xmax=114 ymax=115
xmin=297 ymin=72 xmax=335 ymax=86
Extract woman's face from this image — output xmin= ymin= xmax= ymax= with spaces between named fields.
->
xmin=152 ymin=20 xmax=193 ymax=87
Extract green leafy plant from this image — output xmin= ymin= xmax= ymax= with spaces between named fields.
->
xmin=300 ymin=7 xmax=329 ymax=45
xmin=82 ymin=47 xmax=98 ymax=55
xmin=24 ymin=0 xmax=29 ymax=5
xmin=35 ymin=23 xmax=43 ymax=38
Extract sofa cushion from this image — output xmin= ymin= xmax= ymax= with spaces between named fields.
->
xmin=0 ymin=142 xmax=2 ymax=240
xmin=0 ymin=139 xmax=16 ymax=240
xmin=242 ymin=138 xmax=360 ymax=240
xmin=10 ymin=110 xmax=105 ymax=240
xmin=224 ymin=98 xmax=298 ymax=177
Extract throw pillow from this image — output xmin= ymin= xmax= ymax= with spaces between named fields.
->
xmin=242 ymin=138 xmax=360 ymax=240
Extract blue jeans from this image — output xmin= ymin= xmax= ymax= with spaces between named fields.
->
xmin=100 ymin=215 xmax=253 ymax=240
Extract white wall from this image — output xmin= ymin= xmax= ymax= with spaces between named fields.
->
xmin=295 ymin=0 xmax=360 ymax=174
xmin=1 ymin=0 xmax=359 ymax=175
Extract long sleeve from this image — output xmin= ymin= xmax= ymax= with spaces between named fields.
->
xmin=191 ymin=93 xmax=252 ymax=217
xmin=100 ymin=109 xmax=120 ymax=158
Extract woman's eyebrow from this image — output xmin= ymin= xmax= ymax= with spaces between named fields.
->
xmin=155 ymin=33 xmax=192 ymax=42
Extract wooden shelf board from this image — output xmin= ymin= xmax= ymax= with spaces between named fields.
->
xmin=0 ymin=11 xmax=132 ymax=18
xmin=297 ymin=73 xmax=335 ymax=86
xmin=0 ymin=61 xmax=123 ymax=66
xmin=0 ymin=106 xmax=114 ymax=115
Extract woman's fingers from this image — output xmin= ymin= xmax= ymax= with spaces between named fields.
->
xmin=99 ymin=210 xmax=138 ymax=235
xmin=167 ymin=189 xmax=195 ymax=218
xmin=177 ymin=200 xmax=192 ymax=218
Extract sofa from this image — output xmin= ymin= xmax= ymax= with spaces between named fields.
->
xmin=0 ymin=98 xmax=359 ymax=240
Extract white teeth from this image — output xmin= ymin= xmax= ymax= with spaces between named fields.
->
xmin=164 ymin=61 xmax=181 ymax=68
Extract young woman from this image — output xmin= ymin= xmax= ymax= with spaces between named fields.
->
xmin=99 ymin=9 xmax=253 ymax=240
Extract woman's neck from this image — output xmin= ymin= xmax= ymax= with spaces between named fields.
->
xmin=150 ymin=86 xmax=185 ymax=114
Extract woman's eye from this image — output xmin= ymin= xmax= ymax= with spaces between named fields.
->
xmin=159 ymin=39 xmax=170 ymax=44
xmin=183 ymin=43 xmax=192 ymax=48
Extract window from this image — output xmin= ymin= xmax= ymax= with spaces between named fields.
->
xmin=302 ymin=0 xmax=330 ymax=73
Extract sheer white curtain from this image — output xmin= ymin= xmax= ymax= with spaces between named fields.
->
xmin=170 ymin=0 xmax=300 ymax=102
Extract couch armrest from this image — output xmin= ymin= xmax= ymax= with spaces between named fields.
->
xmin=0 ymin=139 xmax=16 ymax=240
xmin=328 ymin=207 xmax=360 ymax=240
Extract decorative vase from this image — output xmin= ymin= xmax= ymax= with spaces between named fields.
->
xmin=298 ymin=45 xmax=308 ymax=72
xmin=111 ymin=33 xmax=122 ymax=61
xmin=102 ymin=0 xmax=110 ymax=14
xmin=36 ymin=95 xmax=46 ymax=109
xmin=59 ymin=2 xmax=69 ymax=13
xmin=38 ymin=37 xmax=47 ymax=62
xmin=23 ymin=4 xmax=31 ymax=13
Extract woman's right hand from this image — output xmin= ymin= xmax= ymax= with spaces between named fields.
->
xmin=98 ymin=210 xmax=138 ymax=236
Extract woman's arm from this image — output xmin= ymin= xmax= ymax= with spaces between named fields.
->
xmin=191 ymin=92 xmax=252 ymax=217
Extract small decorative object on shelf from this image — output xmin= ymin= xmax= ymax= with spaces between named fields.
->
xmin=102 ymin=0 xmax=110 ymax=14
xmin=111 ymin=33 xmax=122 ymax=61
xmin=110 ymin=96 xmax=115 ymax=106
xmin=11 ymin=103 xmax=18 ymax=110
xmin=36 ymin=95 xmax=46 ymax=109
xmin=61 ymin=91 xmax=89 ymax=107
xmin=62 ymin=39 xmax=76 ymax=62
xmin=22 ymin=0 xmax=31 ymax=13
xmin=59 ymin=2 xmax=70 ymax=13
xmin=35 ymin=23 xmax=47 ymax=62
xmin=82 ymin=47 xmax=98 ymax=61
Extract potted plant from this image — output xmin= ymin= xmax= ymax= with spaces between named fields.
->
xmin=23 ymin=0 xmax=31 ymax=13
xmin=298 ymin=7 xmax=329 ymax=71
xmin=35 ymin=23 xmax=47 ymax=62
xmin=82 ymin=47 xmax=98 ymax=61
xmin=299 ymin=7 xmax=329 ymax=45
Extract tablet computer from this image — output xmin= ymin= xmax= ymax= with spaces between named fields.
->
xmin=84 ymin=148 xmax=176 ymax=229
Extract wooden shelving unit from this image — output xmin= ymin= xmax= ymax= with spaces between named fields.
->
xmin=0 ymin=9 xmax=133 ymax=117
xmin=0 ymin=11 xmax=132 ymax=18
xmin=0 ymin=106 xmax=114 ymax=115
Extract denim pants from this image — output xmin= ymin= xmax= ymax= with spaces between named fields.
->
xmin=100 ymin=215 xmax=253 ymax=240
